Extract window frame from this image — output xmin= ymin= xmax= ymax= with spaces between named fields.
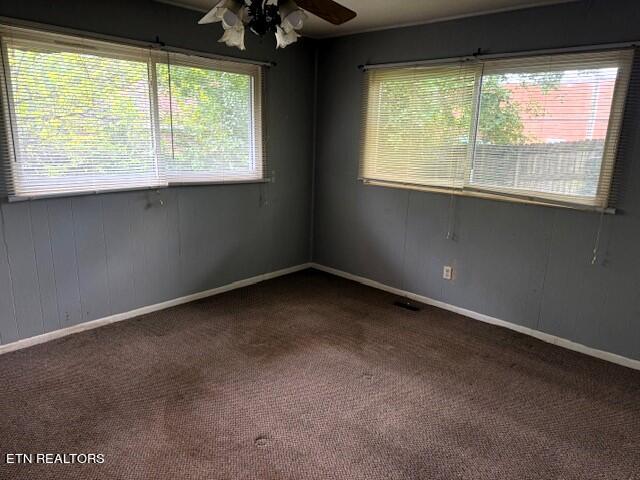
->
xmin=359 ymin=49 xmax=634 ymax=211
xmin=0 ymin=24 xmax=267 ymax=201
xmin=160 ymin=52 xmax=265 ymax=185
xmin=1 ymin=32 xmax=167 ymax=198
xmin=360 ymin=63 xmax=483 ymax=191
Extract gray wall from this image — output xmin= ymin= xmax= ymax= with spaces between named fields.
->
xmin=0 ymin=0 xmax=316 ymax=344
xmin=313 ymin=0 xmax=640 ymax=361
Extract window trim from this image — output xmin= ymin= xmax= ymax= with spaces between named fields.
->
xmin=161 ymin=51 xmax=265 ymax=185
xmin=0 ymin=23 xmax=268 ymax=201
xmin=359 ymin=48 xmax=635 ymax=212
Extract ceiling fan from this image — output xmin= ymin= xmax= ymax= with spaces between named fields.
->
xmin=199 ymin=0 xmax=356 ymax=50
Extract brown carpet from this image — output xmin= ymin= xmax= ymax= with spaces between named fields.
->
xmin=0 ymin=269 xmax=639 ymax=480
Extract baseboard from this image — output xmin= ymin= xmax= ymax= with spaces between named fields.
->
xmin=0 ymin=263 xmax=312 ymax=356
xmin=5 ymin=261 xmax=638 ymax=371
xmin=310 ymin=263 xmax=640 ymax=371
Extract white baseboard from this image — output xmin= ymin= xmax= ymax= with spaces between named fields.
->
xmin=310 ymin=263 xmax=640 ymax=371
xmin=4 ymin=260 xmax=638 ymax=371
xmin=0 ymin=263 xmax=312 ymax=356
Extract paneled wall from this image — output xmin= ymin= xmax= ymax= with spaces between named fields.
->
xmin=0 ymin=0 xmax=315 ymax=344
xmin=313 ymin=0 xmax=640 ymax=361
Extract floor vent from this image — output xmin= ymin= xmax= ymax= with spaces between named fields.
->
xmin=393 ymin=300 xmax=420 ymax=312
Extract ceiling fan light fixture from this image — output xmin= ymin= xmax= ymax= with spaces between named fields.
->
xmin=200 ymin=0 xmax=354 ymax=51
xmin=198 ymin=0 xmax=243 ymax=25
xmin=221 ymin=0 xmax=244 ymax=28
xmin=221 ymin=10 xmax=239 ymax=28
xmin=275 ymin=25 xmax=301 ymax=49
xmin=279 ymin=0 xmax=306 ymax=30
xmin=218 ymin=23 xmax=246 ymax=50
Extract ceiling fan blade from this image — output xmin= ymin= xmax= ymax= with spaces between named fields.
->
xmin=293 ymin=0 xmax=357 ymax=25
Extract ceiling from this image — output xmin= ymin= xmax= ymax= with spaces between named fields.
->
xmin=158 ymin=0 xmax=578 ymax=38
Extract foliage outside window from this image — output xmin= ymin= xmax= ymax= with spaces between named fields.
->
xmin=0 ymin=25 xmax=265 ymax=199
xmin=360 ymin=50 xmax=633 ymax=210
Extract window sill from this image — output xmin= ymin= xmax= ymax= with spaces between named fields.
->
xmin=360 ymin=179 xmax=616 ymax=214
xmin=166 ymin=179 xmax=270 ymax=187
xmin=7 ymin=179 xmax=271 ymax=202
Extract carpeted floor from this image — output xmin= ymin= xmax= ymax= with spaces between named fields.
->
xmin=0 ymin=269 xmax=639 ymax=480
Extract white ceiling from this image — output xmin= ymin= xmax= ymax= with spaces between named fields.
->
xmin=158 ymin=0 xmax=578 ymax=38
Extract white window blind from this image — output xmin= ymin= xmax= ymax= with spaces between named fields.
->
xmin=360 ymin=49 xmax=634 ymax=210
xmin=361 ymin=63 xmax=480 ymax=191
xmin=158 ymin=53 xmax=264 ymax=184
xmin=0 ymin=28 xmax=165 ymax=197
xmin=0 ymin=25 xmax=266 ymax=200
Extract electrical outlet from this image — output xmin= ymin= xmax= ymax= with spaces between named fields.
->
xmin=443 ymin=266 xmax=453 ymax=280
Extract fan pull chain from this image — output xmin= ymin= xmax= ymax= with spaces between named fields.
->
xmin=446 ymin=194 xmax=457 ymax=240
xmin=399 ymin=191 xmax=411 ymax=293
xmin=591 ymin=210 xmax=606 ymax=265
xmin=167 ymin=52 xmax=176 ymax=164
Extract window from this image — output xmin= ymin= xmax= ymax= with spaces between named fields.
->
xmin=360 ymin=49 xmax=633 ymax=210
xmin=361 ymin=63 xmax=480 ymax=190
xmin=157 ymin=54 xmax=264 ymax=184
xmin=0 ymin=25 xmax=265 ymax=199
